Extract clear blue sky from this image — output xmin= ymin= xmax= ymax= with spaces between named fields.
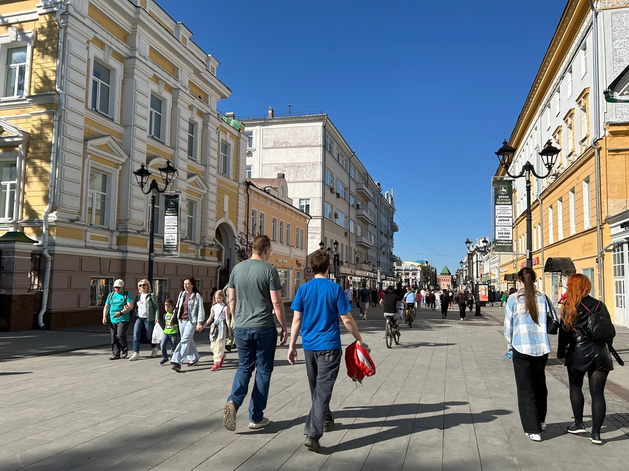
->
xmin=162 ymin=0 xmax=568 ymax=272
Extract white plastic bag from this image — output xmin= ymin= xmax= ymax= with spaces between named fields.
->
xmin=152 ymin=322 xmax=164 ymax=344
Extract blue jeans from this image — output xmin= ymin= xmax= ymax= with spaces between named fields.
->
xmin=228 ymin=326 xmax=278 ymax=423
xmin=160 ymin=333 xmax=180 ymax=361
xmin=133 ymin=317 xmax=156 ymax=353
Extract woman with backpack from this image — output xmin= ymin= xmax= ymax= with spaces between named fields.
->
xmin=504 ymin=267 xmax=551 ymax=442
xmin=557 ymin=274 xmax=614 ymax=445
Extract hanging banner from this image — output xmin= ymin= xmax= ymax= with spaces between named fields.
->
xmin=163 ymin=194 xmax=180 ymax=256
xmin=493 ymin=178 xmax=513 ymax=252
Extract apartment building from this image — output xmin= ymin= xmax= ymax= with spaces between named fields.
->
xmin=0 ymin=0 xmax=242 ymax=330
xmin=243 ymin=109 xmax=397 ymax=289
xmin=496 ymin=0 xmax=629 ymax=326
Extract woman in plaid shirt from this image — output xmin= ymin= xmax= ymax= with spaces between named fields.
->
xmin=504 ymin=267 xmax=550 ymax=442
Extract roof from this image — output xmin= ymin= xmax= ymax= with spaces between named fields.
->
xmin=248 ymin=177 xmax=283 ymax=190
xmin=440 ymin=266 xmax=451 ymax=275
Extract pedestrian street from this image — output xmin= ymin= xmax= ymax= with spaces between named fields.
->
xmin=1 ymin=304 xmax=628 ymax=471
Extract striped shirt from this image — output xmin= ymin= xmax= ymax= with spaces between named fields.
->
xmin=504 ymin=289 xmax=550 ymax=357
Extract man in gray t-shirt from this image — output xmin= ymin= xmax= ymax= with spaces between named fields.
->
xmin=223 ymin=235 xmax=287 ymax=433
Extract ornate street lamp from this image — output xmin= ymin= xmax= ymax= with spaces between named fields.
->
xmin=496 ymin=140 xmax=560 ymax=268
xmin=465 ymin=237 xmax=489 ymax=316
xmin=133 ymin=161 xmax=178 ymax=286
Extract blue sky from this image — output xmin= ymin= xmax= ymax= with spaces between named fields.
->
xmin=162 ymin=0 xmax=568 ymax=272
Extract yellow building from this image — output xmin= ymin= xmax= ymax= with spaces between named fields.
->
xmin=246 ymin=176 xmax=309 ymax=301
xmin=497 ymin=0 xmax=629 ymax=327
xmin=0 ymin=0 xmax=240 ymax=330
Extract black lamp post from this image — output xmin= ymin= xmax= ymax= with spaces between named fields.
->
xmin=319 ymin=240 xmax=340 ymax=282
xmin=133 ymin=161 xmax=178 ymax=287
xmin=465 ymin=237 xmax=489 ymax=316
xmin=495 ymin=140 xmax=560 ymax=268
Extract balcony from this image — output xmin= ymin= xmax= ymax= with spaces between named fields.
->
xmin=356 ymin=208 xmax=373 ymax=225
xmin=356 ymin=183 xmax=374 ymax=202
xmin=390 ymin=221 xmax=399 ymax=232
xmin=356 ymin=236 xmax=373 ymax=248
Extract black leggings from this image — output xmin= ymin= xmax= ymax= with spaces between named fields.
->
xmin=567 ymin=366 xmax=609 ymax=434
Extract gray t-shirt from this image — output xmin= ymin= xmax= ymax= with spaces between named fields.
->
xmin=228 ymin=258 xmax=281 ymax=328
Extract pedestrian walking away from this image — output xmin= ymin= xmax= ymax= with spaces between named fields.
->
xmin=129 ymin=279 xmax=160 ymax=361
xmin=504 ymin=267 xmax=551 ymax=442
xmin=159 ymin=299 xmax=180 ymax=365
xmin=358 ymin=282 xmax=371 ymax=320
xmin=440 ymin=290 xmax=449 ymax=319
xmin=456 ymin=290 xmax=467 ymax=320
xmin=102 ymin=279 xmax=134 ymax=360
xmin=170 ymin=277 xmax=205 ymax=371
xmin=557 ymin=274 xmax=615 ymax=445
xmin=204 ymin=289 xmax=232 ymax=371
xmin=223 ymin=235 xmax=288 ymax=432
xmin=288 ymin=249 xmax=363 ymax=453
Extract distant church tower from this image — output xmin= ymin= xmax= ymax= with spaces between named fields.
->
xmin=437 ymin=266 xmax=452 ymax=290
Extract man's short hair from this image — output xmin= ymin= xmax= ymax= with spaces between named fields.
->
xmin=310 ymin=250 xmax=330 ymax=275
xmin=362 ymin=282 xmax=366 ymax=288
xmin=252 ymin=235 xmax=271 ymax=255
xmin=386 ymin=286 xmax=395 ymax=294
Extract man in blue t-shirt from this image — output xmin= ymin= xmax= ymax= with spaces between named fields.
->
xmin=102 ymin=279 xmax=134 ymax=360
xmin=288 ymin=250 xmax=363 ymax=453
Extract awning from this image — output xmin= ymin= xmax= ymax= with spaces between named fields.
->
xmin=543 ymin=257 xmax=576 ymax=273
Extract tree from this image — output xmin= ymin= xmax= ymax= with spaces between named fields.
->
xmin=234 ymin=232 xmax=253 ymax=260
xmin=421 ymin=264 xmax=433 ymax=288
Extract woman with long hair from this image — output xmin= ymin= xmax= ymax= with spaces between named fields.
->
xmin=170 ymin=277 xmax=205 ymax=372
xmin=129 ymin=279 xmax=159 ymax=361
xmin=557 ymin=274 xmax=613 ymax=445
xmin=504 ymin=267 xmax=550 ymax=442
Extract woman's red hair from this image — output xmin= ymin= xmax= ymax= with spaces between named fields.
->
xmin=562 ymin=274 xmax=591 ymax=330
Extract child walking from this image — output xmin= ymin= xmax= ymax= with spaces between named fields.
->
xmin=160 ymin=299 xmax=180 ymax=365
xmin=204 ymin=289 xmax=231 ymax=371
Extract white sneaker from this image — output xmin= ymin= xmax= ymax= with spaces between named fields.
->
xmin=129 ymin=352 xmax=140 ymax=361
xmin=525 ymin=433 xmax=541 ymax=442
xmin=151 ymin=347 xmax=158 ymax=358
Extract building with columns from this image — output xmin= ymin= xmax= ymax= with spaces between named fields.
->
xmin=0 ymin=0 xmax=243 ymax=330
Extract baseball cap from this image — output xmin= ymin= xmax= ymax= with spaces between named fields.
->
xmin=113 ymin=279 xmax=124 ymax=287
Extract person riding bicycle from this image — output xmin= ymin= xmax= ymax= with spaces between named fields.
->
xmin=380 ymin=286 xmax=402 ymax=336
xmin=403 ymin=287 xmax=416 ymax=323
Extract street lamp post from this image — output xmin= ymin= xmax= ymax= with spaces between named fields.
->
xmin=465 ymin=237 xmax=489 ymax=316
xmin=495 ymin=140 xmax=560 ymax=268
xmin=133 ymin=161 xmax=178 ymax=287
xmin=319 ymin=240 xmax=340 ymax=283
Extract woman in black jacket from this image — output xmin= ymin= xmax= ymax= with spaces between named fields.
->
xmin=557 ymin=274 xmax=613 ymax=445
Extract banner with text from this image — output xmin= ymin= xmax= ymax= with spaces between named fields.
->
xmin=493 ymin=178 xmax=513 ymax=252
xmin=163 ymin=194 xmax=180 ymax=256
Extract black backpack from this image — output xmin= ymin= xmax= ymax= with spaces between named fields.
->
xmin=580 ymin=301 xmax=615 ymax=344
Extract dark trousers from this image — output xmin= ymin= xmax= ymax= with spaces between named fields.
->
xmin=458 ymin=304 xmax=466 ymax=319
xmin=441 ymin=303 xmax=448 ymax=317
xmin=109 ymin=321 xmax=129 ymax=355
xmin=304 ymin=348 xmax=342 ymax=440
xmin=512 ymin=349 xmax=548 ymax=434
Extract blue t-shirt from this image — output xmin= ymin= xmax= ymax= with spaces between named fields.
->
xmin=105 ymin=291 xmax=133 ymax=323
xmin=290 ymin=278 xmax=352 ymax=351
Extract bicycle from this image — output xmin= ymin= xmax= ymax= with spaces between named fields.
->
xmin=385 ymin=316 xmax=400 ymax=348
xmin=405 ymin=304 xmax=415 ymax=328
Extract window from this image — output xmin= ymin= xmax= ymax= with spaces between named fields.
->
xmin=251 ymin=209 xmax=257 ymax=235
xmin=537 ymin=223 xmax=542 ymax=251
xmin=532 ymin=225 xmax=537 ymax=251
xmin=613 ymin=244 xmax=626 ymax=312
xmin=299 ymin=198 xmax=310 ymax=215
xmin=272 ymin=218 xmax=277 ymax=241
xmin=91 ymin=61 xmax=111 ymax=115
xmin=335 ymin=211 xmax=346 ymax=229
xmin=4 ymin=46 xmax=27 ymax=97
xmin=581 ymin=268 xmax=595 ymax=296
xmin=349 ymin=193 xmax=355 ymax=207
xmin=564 ymin=110 xmax=575 ymax=157
xmin=583 ymin=177 xmax=591 ymax=229
xmin=187 ymin=122 xmax=196 ymax=160
xmin=339 ymin=152 xmax=346 ymax=168
xmin=259 ymin=212 xmax=265 ymax=236
xmin=349 ymin=165 xmax=356 ymax=180
xmin=87 ymin=169 xmax=108 ymax=227
xmin=548 ymin=205 xmax=554 ymax=244
xmin=566 ymin=67 xmax=573 ymax=97
xmin=186 ymin=200 xmax=197 ymax=241
xmin=245 ymin=131 xmax=253 ymax=148
xmin=287 ymin=223 xmax=291 ymax=246
xmin=357 ymin=224 xmax=363 ymax=237
xmin=246 ymin=165 xmax=252 ymax=178
xmin=558 ymin=198 xmax=564 ymax=240
xmin=325 ymin=134 xmax=333 ymax=152
xmin=350 ymin=219 xmax=355 ymax=234
xmin=580 ymin=42 xmax=587 ymax=77
xmin=90 ymin=277 xmax=113 ymax=308
xmin=569 ymin=188 xmax=576 ymax=235
xmin=300 ymin=228 xmax=304 ymax=249
xmin=577 ymin=89 xmax=589 ymax=151
xmin=279 ymin=220 xmax=284 ymax=243
xmin=295 ymin=226 xmax=299 ymax=248
xmin=324 ymin=168 xmax=333 ymax=187
xmin=149 ymin=94 xmax=163 ymax=140
xmin=324 ymin=202 xmax=332 ymax=220
xmin=279 ymin=269 xmax=289 ymax=298
xmin=294 ymin=270 xmax=303 ymax=295
xmin=0 ymin=160 xmax=17 ymax=220
xmin=220 ymin=142 xmax=231 ymax=177
xmin=154 ymin=279 xmax=168 ymax=304
xmin=152 ymin=193 xmax=164 ymax=235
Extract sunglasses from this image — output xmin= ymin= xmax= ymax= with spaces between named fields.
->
xmin=138 ymin=284 xmax=148 ymax=287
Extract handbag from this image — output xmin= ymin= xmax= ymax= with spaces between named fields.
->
xmin=544 ymin=295 xmax=560 ymax=335
xmin=151 ymin=322 xmax=164 ymax=344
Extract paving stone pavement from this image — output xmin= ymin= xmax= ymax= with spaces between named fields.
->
xmin=1 ymin=304 xmax=628 ymax=471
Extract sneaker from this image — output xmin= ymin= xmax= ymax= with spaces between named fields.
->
xmin=219 ymin=354 xmax=226 ymax=367
xmin=210 ymin=364 xmax=220 ymax=371
xmin=120 ymin=349 xmax=128 ymax=359
xmin=188 ymin=360 xmax=199 ymax=367
xmin=129 ymin=352 xmax=140 ymax=361
xmin=304 ymin=436 xmax=321 ymax=453
xmin=567 ymin=422 xmax=587 ymax=434
xmin=525 ymin=433 xmax=542 ymax=442
xmin=109 ymin=354 xmax=120 ymax=360
xmin=223 ymin=402 xmax=237 ymax=431
xmin=590 ymin=432 xmax=604 ymax=445
xmin=171 ymin=363 xmax=181 ymax=372
xmin=248 ymin=417 xmax=270 ymax=430
xmin=159 ymin=358 xmax=169 ymax=365
xmin=151 ymin=347 xmax=158 ymax=358
xmin=323 ymin=417 xmax=334 ymax=432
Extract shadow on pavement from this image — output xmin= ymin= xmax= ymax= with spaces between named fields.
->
xmin=0 ymin=371 xmax=32 ymax=376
